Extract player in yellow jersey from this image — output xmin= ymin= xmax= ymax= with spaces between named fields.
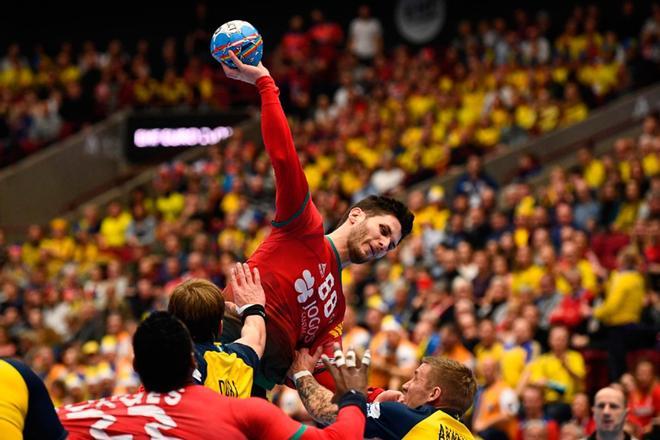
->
xmin=168 ymin=262 xmax=266 ymax=398
xmin=290 ymin=352 xmax=477 ymax=440
xmin=0 ymin=358 xmax=66 ymax=440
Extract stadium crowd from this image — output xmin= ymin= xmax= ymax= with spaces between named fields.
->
xmin=1 ymin=1 xmax=659 ymax=171
xmin=1 ymin=1 xmax=660 ymax=439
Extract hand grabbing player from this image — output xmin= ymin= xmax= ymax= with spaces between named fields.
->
xmin=221 ymin=51 xmax=270 ymax=85
xmin=321 ymin=343 xmax=370 ymax=403
xmin=288 ymin=346 xmax=324 ymax=380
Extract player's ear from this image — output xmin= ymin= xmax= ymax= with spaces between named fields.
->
xmin=349 ymin=207 xmax=366 ymax=224
xmin=428 ymin=385 xmax=442 ymax=404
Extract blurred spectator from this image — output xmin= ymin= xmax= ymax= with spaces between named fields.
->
xmin=520 ymin=326 xmax=585 ymax=423
xmin=99 ymin=201 xmax=132 ymax=249
xmin=570 ymin=392 xmax=596 ymax=436
xmin=518 ymin=385 xmax=560 ymax=440
xmin=455 ymin=155 xmax=498 ymax=208
xmin=348 ymin=5 xmax=382 ymax=63
xmin=502 ymin=318 xmax=541 ymax=389
xmin=472 ymin=357 xmax=520 ymax=440
xmin=368 ymin=315 xmax=417 ymax=390
xmin=627 ymin=359 xmax=660 ymax=436
xmin=436 ymin=322 xmax=475 ymax=370
xmin=592 ymin=248 xmax=645 ymax=381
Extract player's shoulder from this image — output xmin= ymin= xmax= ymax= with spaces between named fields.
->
xmin=2 ymin=358 xmax=39 ymax=390
xmin=271 ymin=194 xmax=324 ymax=236
xmin=197 ymin=341 xmax=259 ymax=370
xmin=220 ymin=342 xmax=259 ymax=369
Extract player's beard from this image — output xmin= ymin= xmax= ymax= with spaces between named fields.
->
xmin=347 ymin=221 xmax=370 ymax=264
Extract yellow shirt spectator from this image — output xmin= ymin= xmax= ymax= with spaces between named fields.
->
xmin=515 ymin=105 xmax=537 ymax=130
xmin=457 ymin=106 xmax=480 ymax=127
xmin=475 ymin=342 xmax=505 ymax=365
xmin=643 ymin=153 xmax=659 ymax=177
xmin=490 ymin=108 xmax=511 ymax=128
xmin=619 ymin=161 xmax=631 ymax=183
xmin=528 ymin=350 xmax=586 ymax=403
xmin=512 ymin=265 xmax=545 ymax=295
xmin=562 ymin=103 xmax=588 ymax=126
xmin=501 ymin=342 xmax=541 ymax=389
xmin=159 ymin=77 xmax=190 ymax=105
xmin=421 ymin=144 xmax=449 ymax=170
xmin=584 ymin=159 xmax=606 ymax=189
xmin=400 ymin=127 xmax=423 ymax=150
xmin=415 ymin=206 xmax=450 ymax=234
xmin=304 ymin=163 xmax=323 ymax=192
xmin=100 ymin=212 xmax=132 ymax=247
xmin=156 ymin=192 xmax=185 ymax=221
xmin=475 ymin=125 xmax=500 ymax=148
xmin=594 ymin=270 xmax=645 ymax=326
xmin=21 ymin=243 xmax=41 ymax=268
xmin=538 ymin=104 xmax=560 ymax=133
xmin=134 ymin=78 xmax=159 ymax=105
xmin=217 ymin=227 xmax=246 ymax=252
xmin=437 ymin=107 xmax=456 ymax=126
xmin=220 ymin=192 xmax=240 ymax=216
xmin=406 ymin=94 xmax=435 ymax=121
xmin=0 ymin=65 xmax=34 ymax=89
xmin=40 ymin=236 xmax=76 ymax=276
xmin=613 ymin=201 xmax=641 ymax=232
xmin=340 ymin=170 xmax=362 ymax=196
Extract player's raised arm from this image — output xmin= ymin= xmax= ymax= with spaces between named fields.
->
xmin=231 ymin=262 xmax=267 ymax=358
xmin=222 ymin=51 xmax=310 ymax=227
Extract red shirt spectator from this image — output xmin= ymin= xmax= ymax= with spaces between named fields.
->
xmin=281 ymin=15 xmax=311 ymax=62
xmin=628 ymin=360 xmax=660 ymax=433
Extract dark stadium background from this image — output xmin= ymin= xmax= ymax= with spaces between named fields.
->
xmin=0 ymin=0 xmax=641 ymax=53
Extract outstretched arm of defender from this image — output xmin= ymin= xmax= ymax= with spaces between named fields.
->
xmin=231 ymin=262 xmax=267 ymax=358
xmin=289 ymin=345 xmax=372 ymax=425
xmin=222 ymin=51 xmax=310 ymax=227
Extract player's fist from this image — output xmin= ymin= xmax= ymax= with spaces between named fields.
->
xmin=221 ymin=51 xmax=270 ymax=85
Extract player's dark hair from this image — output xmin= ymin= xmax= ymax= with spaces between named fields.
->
xmin=338 ymin=195 xmax=414 ymax=241
xmin=168 ymin=278 xmax=225 ymax=343
xmin=133 ymin=311 xmax=193 ymax=393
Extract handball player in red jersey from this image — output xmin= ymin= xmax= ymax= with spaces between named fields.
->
xmin=58 ymin=311 xmax=371 ymax=439
xmin=219 ymin=51 xmax=414 ymax=395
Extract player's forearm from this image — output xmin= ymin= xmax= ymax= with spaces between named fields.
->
xmin=237 ymin=316 xmax=266 ymax=358
xmin=255 ymin=76 xmax=309 ymax=222
xmin=296 ymin=375 xmax=339 ymax=425
xmin=301 ymin=393 xmax=366 ymax=440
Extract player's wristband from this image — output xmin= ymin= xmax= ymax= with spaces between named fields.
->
xmin=367 ymin=387 xmax=385 ymax=403
xmin=240 ymin=304 xmax=266 ymax=323
xmin=338 ymin=390 xmax=367 ymax=416
xmin=292 ymin=370 xmax=313 ymax=387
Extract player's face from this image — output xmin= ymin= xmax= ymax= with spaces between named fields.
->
xmin=401 ymin=363 xmax=437 ymax=408
xmin=347 ymin=214 xmax=402 ymax=264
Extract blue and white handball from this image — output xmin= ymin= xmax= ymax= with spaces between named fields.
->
xmin=210 ymin=20 xmax=263 ymax=69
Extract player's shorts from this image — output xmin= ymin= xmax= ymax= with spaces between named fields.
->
xmin=221 ymin=310 xmax=293 ymax=395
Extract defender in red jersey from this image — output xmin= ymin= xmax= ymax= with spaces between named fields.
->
xmin=59 ymin=312 xmax=370 ymax=439
xmin=219 ymin=51 xmax=414 ymax=394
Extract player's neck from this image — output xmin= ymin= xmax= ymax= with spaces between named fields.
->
xmin=326 ymin=229 xmax=350 ymax=268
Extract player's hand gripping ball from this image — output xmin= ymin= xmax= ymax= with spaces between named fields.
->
xmin=211 ymin=20 xmax=263 ymax=69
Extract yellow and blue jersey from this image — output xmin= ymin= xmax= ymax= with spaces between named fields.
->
xmin=365 ymin=402 xmax=475 ymax=440
xmin=192 ymin=341 xmax=258 ymax=398
xmin=0 ymin=358 xmax=67 ymax=440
